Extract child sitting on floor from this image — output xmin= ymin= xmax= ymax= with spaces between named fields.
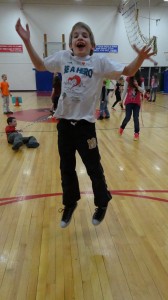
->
xmin=5 ymin=117 xmax=40 ymax=150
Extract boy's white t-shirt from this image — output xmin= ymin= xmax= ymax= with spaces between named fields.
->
xmin=44 ymin=50 xmax=124 ymax=122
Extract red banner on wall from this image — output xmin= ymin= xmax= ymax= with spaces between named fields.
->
xmin=0 ymin=44 xmax=23 ymax=53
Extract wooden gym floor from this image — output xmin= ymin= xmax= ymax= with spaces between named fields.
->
xmin=0 ymin=92 xmax=168 ymax=300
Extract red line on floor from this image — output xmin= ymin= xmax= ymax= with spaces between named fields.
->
xmin=0 ymin=190 xmax=168 ymax=206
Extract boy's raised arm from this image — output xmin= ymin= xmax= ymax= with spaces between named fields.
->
xmin=15 ymin=18 xmax=46 ymax=71
xmin=123 ymin=45 xmax=155 ymax=76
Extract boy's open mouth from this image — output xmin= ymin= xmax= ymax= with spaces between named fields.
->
xmin=77 ymin=42 xmax=85 ymax=48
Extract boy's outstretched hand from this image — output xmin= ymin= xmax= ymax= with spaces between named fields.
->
xmin=15 ymin=18 xmax=46 ymax=71
xmin=132 ymin=44 xmax=155 ymax=60
xmin=132 ymin=44 xmax=158 ymax=65
xmin=15 ymin=18 xmax=30 ymax=42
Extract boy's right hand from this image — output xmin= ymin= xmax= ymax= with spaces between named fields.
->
xmin=15 ymin=18 xmax=30 ymax=42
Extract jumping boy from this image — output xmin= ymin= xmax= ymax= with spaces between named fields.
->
xmin=15 ymin=18 xmax=155 ymax=228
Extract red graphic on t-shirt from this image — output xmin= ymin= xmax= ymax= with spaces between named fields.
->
xmin=68 ymin=75 xmax=81 ymax=89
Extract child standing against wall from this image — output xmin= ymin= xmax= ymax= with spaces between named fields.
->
xmin=0 ymin=74 xmax=13 ymax=114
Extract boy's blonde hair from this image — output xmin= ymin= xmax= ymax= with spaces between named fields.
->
xmin=69 ymin=22 xmax=96 ymax=55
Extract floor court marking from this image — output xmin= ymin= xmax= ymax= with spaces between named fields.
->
xmin=0 ymin=190 xmax=168 ymax=207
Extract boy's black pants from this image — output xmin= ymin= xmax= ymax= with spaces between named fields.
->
xmin=57 ymin=119 xmax=112 ymax=207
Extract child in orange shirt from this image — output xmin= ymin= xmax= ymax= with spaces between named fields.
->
xmin=0 ymin=74 xmax=13 ymax=114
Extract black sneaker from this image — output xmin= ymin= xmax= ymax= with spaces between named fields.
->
xmin=27 ymin=142 xmax=40 ymax=148
xmin=97 ymin=116 xmax=104 ymax=120
xmin=12 ymin=141 xmax=23 ymax=150
xmin=6 ymin=111 xmax=13 ymax=114
xmin=60 ymin=203 xmax=77 ymax=228
xmin=92 ymin=206 xmax=107 ymax=226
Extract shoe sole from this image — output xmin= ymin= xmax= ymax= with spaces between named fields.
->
xmin=27 ymin=143 xmax=40 ymax=148
xmin=92 ymin=219 xmax=102 ymax=226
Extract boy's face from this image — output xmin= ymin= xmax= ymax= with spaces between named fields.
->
xmin=9 ymin=118 xmax=17 ymax=127
xmin=70 ymin=27 xmax=93 ymax=57
xmin=2 ymin=75 xmax=7 ymax=81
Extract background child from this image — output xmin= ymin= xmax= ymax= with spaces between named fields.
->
xmin=150 ymin=73 xmax=159 ymax=102
xmin=119 ymin=70 xmax=145 ymax=141
xmin=144 ymin=89 xmax=150 ymax=101
xmin=50 ymin=72 xmax=62 ymax=114
xmin=0 ymin=74 xmax=13 ymax=114
xmin=97 ymin=80 xmax=110 ymax=120
xmin=105 ymin=79 xmax=115 ymax=99
xmin=111 ymin=76 xmax=125 ymax=110
xmin=15 ymin=18 xmax=155 ymax=228
xmin=5 ymin=117 xmax=40 ymax=150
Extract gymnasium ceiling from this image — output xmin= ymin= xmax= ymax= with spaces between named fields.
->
xmin=0 ymin=0 xmax=167 ymax=7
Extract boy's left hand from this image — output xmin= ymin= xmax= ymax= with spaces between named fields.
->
xmin=15 ymin=18 xmax=30 ymax=43
xmin=132 ymin=44 xmax=156 ymax=60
